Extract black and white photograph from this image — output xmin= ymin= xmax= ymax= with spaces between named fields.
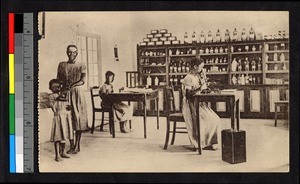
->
xmin=37 ymin=11 xmax=289 ymax=172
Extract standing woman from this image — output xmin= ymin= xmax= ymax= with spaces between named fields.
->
xmin=181 ymin=57 xmax=220 ymax=151
xmin=57 ymin=44 xmax=88 ymax=154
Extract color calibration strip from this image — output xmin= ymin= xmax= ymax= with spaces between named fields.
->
xmin=9 ymin=13 xmax=34 ymax=173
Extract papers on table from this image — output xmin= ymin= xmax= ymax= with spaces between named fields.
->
xmin=122 ymin=87 xmax=154 ymax=93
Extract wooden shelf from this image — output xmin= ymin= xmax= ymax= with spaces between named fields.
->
xmin=169 ymin=73 xmax=188 ymax=76
xmin=231 ymin=51 xmax=262 ymax=55
xmin=170 ymin=54 xmax=197 ymax=57
xmin=231 ymin=71 xmax=262 ymax=74
xmin=206 ymin=72 xmax=228 ymax=75
xmin=140 ymin=55 xmax=166 ymax=58
xmin=141 ymin=73 xmax=166 ymax=76
xmin=265 ymin=70 xmax=289 ymax=74
xmin=204 ymin=63 xmax=228 ymax=66
xmin=200 ymin=52 xmax=228 ymax=56
xmin=140 ymin=65 xmax=166 ymax=67
xmin=265 ymin=50 xmax=289 ymax=53
xmin=265 ymin=61 xmax=289 ymax=64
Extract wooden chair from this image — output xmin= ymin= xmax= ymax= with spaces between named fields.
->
xmin=163 ymin=86 xmax=188 ymax=150
xmin=90 ymin=86 xmax=111 ymax=134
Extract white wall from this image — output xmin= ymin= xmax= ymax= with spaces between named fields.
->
xmin=39 ymin=11 xmax=288 ymax=92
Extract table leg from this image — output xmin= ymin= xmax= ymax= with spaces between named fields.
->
xmin=144 ymin=100 xmax=147 ymax=139
xmin=128 ymin=101 xmax=132 ymax=129
xmin=275 ymin=104 xmax=278 ymax=127
xmin=196 ymin=100 xmax=201 ymax=155
xmin=236 ymin=99 xmax=240 ymax=131
xmin=156 ymin=97 xmax=159 ymax=130
xmin=110 ymin=105 xmax=115 ymax=138
xmin=230 ymin=98 xmax=235 ymax=130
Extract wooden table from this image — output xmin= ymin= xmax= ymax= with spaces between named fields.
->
xmin=107 ymin=90 xmax=160 ymax=138
xmin=193 ymin=93 xmax=240 ymax=155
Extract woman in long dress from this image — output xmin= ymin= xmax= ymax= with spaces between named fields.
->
xmin=181 ymin=57 xmax=221 ymax=150
xmin=57 ymin=44 xmax=88 ymax=154
xmin=99 ymin=71 xmax=132 ymax=133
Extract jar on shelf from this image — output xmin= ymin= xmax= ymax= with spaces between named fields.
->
xmin=214 ymin=47 xmax=219 ymax=53
xmin=205 ymin=47 xmax=209 ymax=54
xmin=245 ymin=45 xmax=249 ymax=52
xmin=231 ymin=45 xmax=234 ymax=52
xmin=231 ymin=58 xmax=238 ymax=71
xmin=265 ymin=44 xmax=269 ymax=51
xmin=225 ymin=47 xmax=228 ymax=53
xmin=219 ymin=47 xmax=224 ymax=53
xmin=199 ymin=31 xmax=205 ymax=43
xmin=274 ymin=44 xmax=278 ymax=51
xmin=280 ymin=53 xmax=285 ymax=61
xmin=252 ymin=45 xmax=256 ymax=52
xmin=282 ymin=63 xmax=287 ymax=70
xmin=232 ymin=75 xmax=237 ymax=85
xmin=273 ymin=53 xmax=278 ymax=61
xmin=280 ymin=43 xmax=285 ymax=50
xmin=209 ymin=47 xmax=214 ymax=54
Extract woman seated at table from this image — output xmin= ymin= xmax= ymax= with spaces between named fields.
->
xmin=99 ymin=71 xmax=132 ymax=133
xmin=181 ymin=57 xmax=221 ymax=151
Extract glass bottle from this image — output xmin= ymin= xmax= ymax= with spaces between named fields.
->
xmin=215 ymin=29 xmax=221 ymax=42
xmin=147 ymin=75 xmax=152 ymax=88
xmin=215 ymin=47 xmax=219 ymax=53
xmin=249 ymin=75 xmax=253 ymax=84
xmin=176 ymin=49 xmax=180 ymax=55
xmin=168 ymin=49 xmax=172 ymax=56
xmin=241 ymin=28 xmax=247 ymax=41
xmin=219 ymin=47 xmax=224 ymax=53
xmin=191 ymin=31 xmax=197 ymax=44
xmin=253 ymin=76 xmax=256 ymax=84
xmin=238 ymin=46 xmax=242 ymax=52
xmin=182 ymin=61 xmax=186 ymax=73
xmin=174 ymin=63 xmax=177 ymax=73
xmin=245 ymin=74 xmax=249 ymax=85
xmin=231 ymin=58 xmax=238 ymax=72
xmin=274 ymin=64 xmax=278 ymax=71
xmin=241 ymin=74 xmax=245 ymax=85
xmin=220 ymin=57 xmax=223 ymax=63
xmin=215 ymin=57 xmax=219 ymax=64
xmin=199 ymin=31 xmax=205 ymax=43
xmin=225 ymin=47 xmax=228 ymax=53
xmin=245 ymin=45 xmax=249 ymax=52
xmin=174 ymin=76 xmax=178 ymax=85
xmin=238 ymin=59 xmax=242 ymax=71
xmin=259 ymin=45 xmax=262 ymax=51
xmin=154 ymin=77 xmax=159 ymax=86
xmin=231 ymin=45 xmax=234 ymax=53
xmin=245 ymin=57 xmax=250 ymax=71
xmin=274 ymin=44 xmax=278 ymax=51
xmin=237 ymin=75 xmax=241 ymax=85
xmin=184 ymin=32 xmax=189 ymax=44
xmin=265 ymin=43 xmax=269 ymax=51
xmin=210 ymin=47 xmax=214 ymax=53
xmin=282 ymin=63 xmax=287 ymax=70
xmin=280 ymin=43 xmax=285 ymax=50
xmin=224 ymin=57 xmax=227 ymax=63
xmin=273 ymin=52 xmax=278 ymax=61
xmin=225 ymin=29 xmax=230 ymax=42
xmin=200 ymin=47 xmax=204 ymax=54
xmin=265 ymin=54 xmax=269 ymax=61
xmin=232 ymin=75 xmax=237 ymax=85
xmin=205 ymin=47 xmax=209 ymax=54
xmin=251 ymin=59 xmax=256 ymax=71
xmin=252 ymin=45 xmax=256 ymax=52
xmin=170 ymin=61 xmax=173 ymax=73
xmin=232 ymin=28 xmax=238 ymax=41
xmin=280 ymin=53 xmax=285 ymax=61
xmin=169 ymin=76 xmax=173 ymax=85
xmin=186 ymin=63 xmax=190 ymax=73
xmin=178 ymin=61 xmax=182 ymax=73
xmin=249 ymin=27 xmax=255 ymax=41
xmin=207 ymin=30 xmax=213 ymax=43
xmin=180 ymin=75 xmax=184 ymax=84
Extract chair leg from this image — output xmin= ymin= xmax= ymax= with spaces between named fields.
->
xmin=275 ymin=104 xmax=278 ymax=127
xmin=91 ymin=111 xmax=95 ymax=134
xmin=171 ymin=121 xmax=177 ymax=145
xmin=129 ymin=120 xmax=132 ymax=129
xmin=100 ymin=111 xmax=105 ymax=131
xmin=163 ymin=119 xmax=171 ymax=150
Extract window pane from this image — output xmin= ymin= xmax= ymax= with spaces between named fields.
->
xmin=87 ymin=37 xmax=93 ymax=50
xmin=81 ymin=50 xmax=87 ymax=64
xmin=94 ymin=76 xmax=99 ymax=86
xmin=88 ymin=50 xmax=93 ymax=64
xmin=92 ymin=51 xmax=98 ymax=63
xmin=89 ymin=77 xmax=94 ymax=87
xmin=81 ymin=36 xmax=86 ymax=49
xmin=88 ymin=64 xmax=94 ymax=75
xmin=93 ymin=66 xmax=98 ymax=76
xmin=92 ymin=38 xmax=98 ymax=50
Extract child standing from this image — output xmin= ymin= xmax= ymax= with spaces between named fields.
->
xmin=49 ymin=79 xmax=74 ymax=162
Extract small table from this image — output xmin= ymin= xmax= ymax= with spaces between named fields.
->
xmin=193 ymin=93 xmax=240 ymax=155
xmin=106 ymin=90 xmax=160 ymax=138
xmin=274 ymin=101 xmax=289 ymax=127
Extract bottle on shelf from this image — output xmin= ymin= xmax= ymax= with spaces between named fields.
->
xmin=169 ymin=76 xmax=173 ymax=85
xmin=184 ymin=32 xmax=189 ymax=44
xmin=249 ymin=75 xmax=253 ymax=84
xmin=231 ymin=58 xmax=238 ymax=72
xmin=188 ymin=48 xmax=192 ymax=55
xmin=174 ymin=63 xmax=178 ymax=73
xmin=252 ymin=45 xmax=256 ymax=52
xmin=186 ymin=63 xmax=190 ymax=73
xmin=215 ymin=57 xmax=219 ymax=64
xmin=245 ymin=74 xmax=249 ymax=84
xmin=154 ymin=77 xmax=159 ymax=86
xmin=237 ymin=74 xmax=241 ymax=85
xmin=259 ymin=45 xmax=262 ymax=51
xmin=199 ymin=31 xmax=205 ymax=43
xmin=207 ymin=31 xmax=213 ymax=43
xmin=249 ymin=27 xmax=256 ymax=41
xmin=257 ymin=76 xmax=261 ymax=84
xmin=219 ymin=47 xmax=224 ymax=53
xmin=245 ymin=57 xmax=250 ymax=71
xmin=182 ymin=61 xmax=186 ymax=73
xmin=225 ymin=29 xmax=230 ymax=42
xmin=191 ymin=31 xmax=197 ymax=44
xmin=192 ymin=49 xmax=196 ymax=55
xmin=231 ymin=45 xmax=234 ymax=52
xmin=176 ymin=49 xmax=180 ymax=55
xmin=146 ymin=75 xmax=152 ymax=88
xmin=200 ymin=47 xmax=204 ymax=54
xmin=241 ymin=74 xmax=245 ymax=85
xmin=253 ymin=76 xmax=256 ymax=84
xmin=274 ymin=44 xmax=278 ymax=51
xmin=251 ymin=59 xmax=256 ymax=71
xmin=258 ymin=57 xmax=262 ymax=70
xmin=170 ymin=61 xmax=174 ymax=73
xmin=238 ymin=46 xmax=242 ymax=52
xmin=280 ymin=53 xmax=285 ymax=61
xmin=180 ymin=75 xmax=184 ymax=84
xmin=219 ymin=57 xmax=223 ymax=63
xmin=238 ymin=59 xmax=242 ymax=71
xmin=214 ymin=47 xmax=219 ymax=53
xmin=265 ymin=54 xmax=269 ymax=61
xmin=215 ymin=29 xmax=221 ymax=42
xmin=168 ymin=49 xmax=172 ymax=56
xmin=232 ymin=75 xmax=237 ymax=85
xmin=273 ymin=52 xmax=278 ymax=61
xmin=178 ymin=61 xmax=182 ymax=73
xmin=210 ymin=47 xmax=214 ymax=54
xmin=280 ymin=43 xmax=285 ymax=50
xmin=224 ymin=57 xmax=227 ymax=63
xmin=241 ymin=28 xmax=247 ymax=41
xmin=274 ymin=64 xmax=278 ymax=71
xmin=282 ymin=63 xmax=287 ymax=70
xmin=265 ymin=43 xmax=269 ymax=51
xmin=173 ymin=76 xmax=178 ymax=86
xmin=265 ymin=64 xmax=268 ymax=71
xmin=232 ymin=28 xmax=238 ymax=41
xmin=245 ymin=45 xmax=249 ymax=52
xmin=225 ymin=47 xmax=228 ymax=53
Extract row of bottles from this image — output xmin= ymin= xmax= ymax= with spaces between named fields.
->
xmin=146 ymin=76 xmax=167 ymax=87
xmin=140 ymin=58 xmax=166 ymax=66
xmin=204 ymin=57 xmax=228 ymax=64
xmin=265 ymin=53 xmax=286 ymax=61
xmin=265 ymin=78 xmax=285 ymax=85
xmin=230 ymin=44 xmax=262 ymax=53
xmin=265 ymin=43 xmax=288 ymax=51
xmin=231 ymin=74 xmax=261 ymax=85
xmin=264 ymin=30 xmax=288 ymax=40
xmin=169 ymin=75 xmax=185 ymax=86
xmin=231 ymin=57 xmax=262 ymax=72
xmin=265 ymin=63 xmax=287 ymax=71
xmin=169 ymin=61 xmax=190 ymax=73
xmin=205 ymin=66 xmax=227 ymax=73
xmin=169 ymin=48 xmax=196 ymax=55
xmin=183 ymin=28 xmax=257 ymax=44
xmin=200 ymin=47 xmax=228 ymax=54
xmin=141 ymin=50 xmax=166 ymax=57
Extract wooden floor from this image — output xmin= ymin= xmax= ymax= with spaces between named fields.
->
xmin=38 ymin=116 xmax=289 ymax=172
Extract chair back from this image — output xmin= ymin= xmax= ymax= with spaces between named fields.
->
xmin=164 ymin=86 xmax=183 ymax=115
xmin=90 ymin=86 xmax=101 ymax=109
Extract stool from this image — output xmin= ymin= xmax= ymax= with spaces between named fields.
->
xmin=274 ymin=101 xmax=289 ymax=127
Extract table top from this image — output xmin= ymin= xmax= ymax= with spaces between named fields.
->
xmin=106 ymin=89 xmax=159 ymax=102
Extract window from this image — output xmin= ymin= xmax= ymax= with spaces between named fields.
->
xmin=76 ymin=33 xmax=101 ymax=90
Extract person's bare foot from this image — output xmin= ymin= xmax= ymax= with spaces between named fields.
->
xmin=61 ymin=153 xmax=70 ymax=158
xmin=55 ymin=156 xmax=63 ymax=162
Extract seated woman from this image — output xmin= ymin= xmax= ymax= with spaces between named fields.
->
xmin=99 ymin=71 xmax=133 ymax=133
xmin=181 ymin=58 xmax=221 ymax=151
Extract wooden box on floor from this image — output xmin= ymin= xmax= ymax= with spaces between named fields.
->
xmin=221 ymin=130 xmax=246 ymax=164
